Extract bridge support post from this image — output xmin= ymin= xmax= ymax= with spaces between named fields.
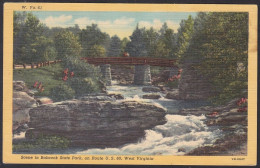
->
xmin=134 ymin=65 xmax=151 ymax=85
xmin=100 ymin=64 xmax=112 ymax=86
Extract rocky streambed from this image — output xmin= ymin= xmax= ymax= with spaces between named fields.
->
xmin=13 ymin=81 xmax=247 ymax=155
xmin=179 ymin=100 xmax=248 ymax=156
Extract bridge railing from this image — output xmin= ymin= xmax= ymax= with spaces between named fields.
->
xmin=14 ymin=57 xmax=176 ymax=69
xmin=14 ymin=60 xmax=62 ymax=69
xmin=81 ymin=57 xmax=176 ymax=67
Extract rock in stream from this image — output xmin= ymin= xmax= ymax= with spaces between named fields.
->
xmin=26 ymin=97 xmax=166 ymax=148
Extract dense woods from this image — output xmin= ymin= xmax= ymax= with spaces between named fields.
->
xmin=183 ymin=12 xmax=248 ymax=104
xmin=13 ymin=11 xmax=248 ymax=104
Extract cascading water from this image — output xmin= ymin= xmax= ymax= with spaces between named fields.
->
xmin=77 ymin=81 xmax=222 ymax=155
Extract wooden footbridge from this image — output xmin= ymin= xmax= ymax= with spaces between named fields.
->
xmin=80 ymin=57 xmax=177 ymax=85
xmin=14 ymin=57 xmax=177 ymax=69
xmin=14 ymin=57 xmax=178 ymax=86
xmin=81 ymin=57 xmax=177 ymax=67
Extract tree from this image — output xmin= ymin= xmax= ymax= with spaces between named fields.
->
xmin=159 ymin=22 xmax=168 ymax=35
xmin=107 ymin=35 xmax=122 ymax=57
xmin=125 ymin=25 xmax=148 ymax=57
xmin=13 ymin=11 xmax=27 ymax=37
xmin=79 ymin=24 xmax=110 ymax=57
xmin=159 ymin=24 xmax=177 ymax=58
xmin=54 ymin=30 xmax=82 ymax=59
xmin=152 ymin=40 xmax=170 ymax=58
xmin=176 ymin=15 xmax=194 ymax=61
xmin=144 ymin=27 xmax=159 ymax=57
xmin=183 ymin=12 xmax=248 ymax=104
xmin=87 ymin=45 xmax=106 ymax=58
xmin=14 ymin=11 xmax=27 ymax=63
xmin=121 ymin=37 xmax=130 ymax=55
xmin=66 ymin=24 xmax=81 ymax=37
xmin=13 ymin=12 xmax=51 ymax=63
xmin=35 ymin=36 xmax=57 ymax=61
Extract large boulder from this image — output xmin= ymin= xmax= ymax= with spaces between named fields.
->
xmin=142 ymin=86 xmax=160 ymax=92
xmin=36 ymin=97 xmax=53 ymax=105
xmin=80 ymin=95 xmax=114 ymax=102
xmin=165 ymin=89 xmax=180 ymax=99
xmin=143 ymin=94 xmax=161 ymax=99
xmin=107 ymin=93 xmax=124 ymax=100
xmin=26 ymin=99 xmax=166 ymax=148
xmin=13 ymin=81 xmax=27 ymax=92
xmin=13 ymin=81 xmax=36 ymax=131
xmin=13 ymin=81 xmax=34 ymax=96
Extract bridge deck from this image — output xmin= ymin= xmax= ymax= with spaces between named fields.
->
xmin=81 ymin=57 xmax=176 ymax=67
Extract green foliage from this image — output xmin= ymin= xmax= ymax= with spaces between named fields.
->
xmin=13 ymin=64 xmax=64 ymax=97
xmin=54 ymin=30 xmax=82 ymax=59
xmin=126 ymin=23 xmax=178 ymax=58
xmin=121 ymin=37 xmax=130 ymax=54
xmin=79 ymin=24 xmax=110 ymax=57
xmin=68 ymin=77 xmax=100 ymax=97
xmin=50 ymin=84 xmax=75 ymax=102
xmin=151 ymin=40 xmax=170 ymax=58
xmin=66 ymin=24 xmax=81 ymax=36
xmin=62 ymin=56 xmax=102 ymax=98
xmin=42 ymin=46 xmax=57 ymax=61
xmin=13 ymin=58 xmax=102 ymax=102
xmin=144 ymin=27 xmax=161 ymax=58
xmin=13 ymin=11 xmax=27 ymax=37
xmin=183 ymin=12 xmax=248 ymax=104
xmin=176 ymin=15 xmax=194 ymax=62
xmin=13 ymin=142 xmax=35 ymax=151
xmin=211 ymin=81 xmax=247 ymax=105
xmin=86 ymin=45 xmax=106 ymax=58
xmin=159 ymin=24 xmax=177 ymax=58
xmin=35 ymin=135 xmax=70 ymax=149
xmin=150 ymin=66 xmax=165 ymax=75
xmin=107 ymin=35 xmax=122 ymax=57
xmin=13 ymin=135 xmax=70 ymax=151
xmin=145 ymin=24 xmax=177 ymax=58
xmin=166 ymin=80 xmax=179 ymax=89
xmin=126 ymin=25 xmax=148 ymax=57
xmin=13 ymin=12 xmax=55 ymax=64
xmin=62 ymin=55 xmax=101 ymax=79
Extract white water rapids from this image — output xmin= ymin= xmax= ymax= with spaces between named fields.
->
xmin=77 ymin=81 xmax=222 ymax=155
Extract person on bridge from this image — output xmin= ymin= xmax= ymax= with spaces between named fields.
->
xmin=123 ymin=52 xmax=130 ymax=57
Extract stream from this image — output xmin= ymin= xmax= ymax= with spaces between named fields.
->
xmin=13 ymin=81 xmax=222 ymax=155
xmin=76 ymin=81 xmax=222 ymax=155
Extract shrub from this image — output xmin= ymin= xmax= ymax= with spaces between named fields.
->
xmin=13 ymin=135 xmax=70 ymax=152
xmin=62 ymin=55 xmax=101 ymax=80
xmin=49 ymin=84 xmax=75 ymax=102
xmin=35 ymin=135 xmax=70 ymax=149
xmin=166 ymin=80 xmax=179 ymax=89
xmin=210 ymin=80 xmax=248 ymax=105
xmin=61 ymin=56 xmax=102 ymax=97
xmin=68 ymin=77 xmax=100 ymax=97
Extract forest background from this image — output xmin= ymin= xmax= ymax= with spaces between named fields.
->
xmin=13 ymin=12 xmax=248 ymax=104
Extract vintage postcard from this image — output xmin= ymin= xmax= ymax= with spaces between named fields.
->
xmin=3 ymin=3 xmax=257 ymax=165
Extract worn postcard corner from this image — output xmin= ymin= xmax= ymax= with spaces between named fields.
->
xmin=3 ymin=3 xmax=258 ymax=166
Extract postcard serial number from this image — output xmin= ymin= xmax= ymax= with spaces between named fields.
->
xmin=232 ymin=158 xmax=245 ymax=161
